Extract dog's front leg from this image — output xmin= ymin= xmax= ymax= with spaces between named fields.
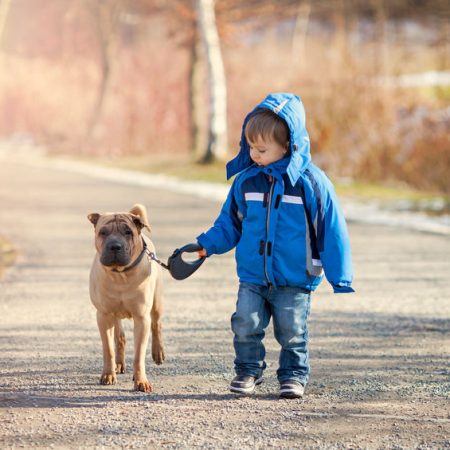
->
xmin=133 ymin=316 xmax=152 ymax=393
xmin=97 ymin=311 xmax=117 ymax=385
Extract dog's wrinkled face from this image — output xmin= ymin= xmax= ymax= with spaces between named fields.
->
xmin=88 ymin=213 xmax=146 ymax=268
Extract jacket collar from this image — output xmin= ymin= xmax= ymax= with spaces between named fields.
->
xmin=252 ymin=156 xmax=290 ymax=176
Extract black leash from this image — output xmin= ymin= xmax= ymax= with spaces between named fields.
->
xmin=111 ymin=239 xmax=205 ymax=280
xmin=111 ymin=239 xmax=168 ymax=273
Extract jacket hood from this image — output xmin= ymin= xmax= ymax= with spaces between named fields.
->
xmin=226 ymin=93 xmax=311 ymax=186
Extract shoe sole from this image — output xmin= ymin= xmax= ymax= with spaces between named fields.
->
xmin=279 ymin=385 xmax=304 ymax=399
xmin=279 ymin=390 xmax=303 ymax=399
xmin=229 ymin=377 xmax=264 ymax=395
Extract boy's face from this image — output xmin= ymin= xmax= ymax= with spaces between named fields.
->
xmin=248 ymin=136 xmax=288 ymax=167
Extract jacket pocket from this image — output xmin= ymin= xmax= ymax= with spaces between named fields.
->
xmin=273 ymin=200 xmax=308 ymax=285
xmin=235 ymin=200 xmax=266 ymax=283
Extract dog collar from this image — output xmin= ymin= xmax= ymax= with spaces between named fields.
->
xmin=111 ymin=238 xmax=149 ymax=274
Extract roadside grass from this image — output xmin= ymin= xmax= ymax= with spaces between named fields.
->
xmin=335 ymin=180 xmax=450 ymax=214
xmin=74 ymin=154 xmax=229 ymax=184
xmin=0 ymin=236 xmax=16 ymax=276
xmin=69 ymin=154 xmax=450 ymax=215
xmin=422 ymin=85 xmax=450 ymax=101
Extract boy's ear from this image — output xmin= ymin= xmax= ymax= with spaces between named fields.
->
xmin=88 ymin=213 xmax=100 ymax=226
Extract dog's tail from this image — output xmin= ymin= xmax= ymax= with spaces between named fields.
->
xmin=129 ymin=204 xmax=151 ymax=233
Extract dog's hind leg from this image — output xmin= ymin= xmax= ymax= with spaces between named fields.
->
xmin=151 ymin=270 xmax=165 ymax=365
xmin=114 ymin=319 xmax=126 ymax=374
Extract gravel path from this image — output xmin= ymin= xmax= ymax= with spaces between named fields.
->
xmin=0 ymin=157 xmax=449 ymax=449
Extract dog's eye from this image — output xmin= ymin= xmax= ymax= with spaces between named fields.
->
xmin=98 ymin=229 xmax=108 ymax=237
xmin=123 ymin=227 xmax=133 ymax=237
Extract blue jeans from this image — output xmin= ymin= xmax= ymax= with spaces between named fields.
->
xmin=231 ymin=282 xmax=311 ymax=385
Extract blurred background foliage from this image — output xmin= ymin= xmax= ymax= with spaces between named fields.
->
xmin=0 ymin=0 xmax=449 ymax=193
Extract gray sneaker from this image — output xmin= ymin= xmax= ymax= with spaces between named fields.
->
xmin=279 ymin=379 xmax=305 ymax=399
xmin=230 ymin=375 xmax=264 ymax=395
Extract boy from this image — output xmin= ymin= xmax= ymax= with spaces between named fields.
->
xmin=195 ymin=93 xmax=354 ymax=399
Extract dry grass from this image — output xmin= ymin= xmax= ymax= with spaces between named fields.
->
xmin=80 ymin=153 xmax=230 ymax=184
xmin=0 ymin=14 xmax=448 ymax=193
xmin=75 ymin=153 xmax=450 ymax=215
xmin=0 ymin=236 xmax=16 ymax=276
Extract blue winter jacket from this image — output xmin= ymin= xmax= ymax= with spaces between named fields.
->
xmin=197 ymin=93 xmax=354 ymax=293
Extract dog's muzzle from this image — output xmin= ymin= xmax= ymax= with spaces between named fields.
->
xmin=100 ymin=239 xmax=131 ymax=267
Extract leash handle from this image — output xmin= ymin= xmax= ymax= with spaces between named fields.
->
xmin=168 ymin=243 xmax=206 ymax=280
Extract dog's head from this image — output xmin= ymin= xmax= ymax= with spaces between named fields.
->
xmin=88 ymin=204 xmax=150 ymax=269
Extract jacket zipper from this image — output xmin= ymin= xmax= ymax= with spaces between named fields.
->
xmin=264 ymin=176 xmax=275 ymax=285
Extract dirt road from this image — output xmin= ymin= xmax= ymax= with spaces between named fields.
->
xmin=0 ymin=157 xmax=449 ymax=449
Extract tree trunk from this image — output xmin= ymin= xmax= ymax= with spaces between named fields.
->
xmin=197 ymin=0 xmax=227 ymax=163
xmin=0 ymin=0 xmax=11 ymax=49
xmin=372 ymin=0 xmax=389 ymax=78
xmin=188 ymin=27 xmax=205 ymax=159
xmin=84 ymin=1 xmax=120 ymax=153
xmin=84 ymin=44 xmax=111 ymax=149
xmin=291 ymin=0 xmax=311 ymax=68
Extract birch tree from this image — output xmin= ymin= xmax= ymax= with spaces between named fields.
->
xmin=197 ymin=0 xmax=227 ymax=162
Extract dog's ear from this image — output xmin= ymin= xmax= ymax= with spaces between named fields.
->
xmin=88 ymin=213 xmax=101 ymax=226
xmin=129 ymin=204 xmax=151 ymax=233
xmin=130 ymin=214 xmax=151 ymax=233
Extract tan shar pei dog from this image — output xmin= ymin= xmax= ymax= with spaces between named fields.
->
xmin=88 ymin=204 xmax=165 ymax=393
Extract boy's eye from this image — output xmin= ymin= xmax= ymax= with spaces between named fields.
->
xmin=250 ymin=147 xmax=265 ymax=153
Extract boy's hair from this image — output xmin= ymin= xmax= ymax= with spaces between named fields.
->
xmin=245 ymin=109 xmax=290 ymax=147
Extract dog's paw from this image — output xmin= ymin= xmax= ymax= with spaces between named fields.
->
xmin=99 ymin=372 xmax=117 ymax=385
xmin=134 ymin=378 xmax=153 ymax=393
xmin=115 ymin=363 xmax=126 ymax=374
xmin=152 ymin=345 xmax=165 ymax=365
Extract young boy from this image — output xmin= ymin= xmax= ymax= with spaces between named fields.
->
xmin=195 ymin=93 xmax=354 ymax=399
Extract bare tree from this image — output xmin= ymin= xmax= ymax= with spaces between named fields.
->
xmin=291 ymin=0 xmax=311 ymax=67
xmin=169 ymin=1 xmax=206 ymax=158
xmin=169 ymin=0 xmax=312 ymax=163
xmin=197 ymin=0 xmax=227 ymax=162
xmin=188 ymin=26 xmax=207 ymax=158
xmin=0 ymin=0 xmax=11 ymax=50
xmin=83 ymin=0 xmax=122 ymax=150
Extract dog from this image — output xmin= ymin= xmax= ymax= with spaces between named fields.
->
xmin=87 ymin=204 xmax=164 ymax=393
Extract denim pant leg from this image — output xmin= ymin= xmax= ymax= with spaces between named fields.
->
xmin=231 ymin=282 xmax=271 ymax=378
xmin=269 ymin=287 xmax=311 ymax=385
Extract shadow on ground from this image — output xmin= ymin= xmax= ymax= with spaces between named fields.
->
xmin=1 ymin=311 xmax=448 ymax=410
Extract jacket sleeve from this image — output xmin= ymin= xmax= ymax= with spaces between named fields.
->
xmin=305 ymin=168 xmax=355 ymax=293
xmin=196 ymin=179 xmax=242 ymax=256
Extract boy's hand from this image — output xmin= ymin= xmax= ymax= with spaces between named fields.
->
xmin=198 ymin=249 xmax=208 ymax=258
